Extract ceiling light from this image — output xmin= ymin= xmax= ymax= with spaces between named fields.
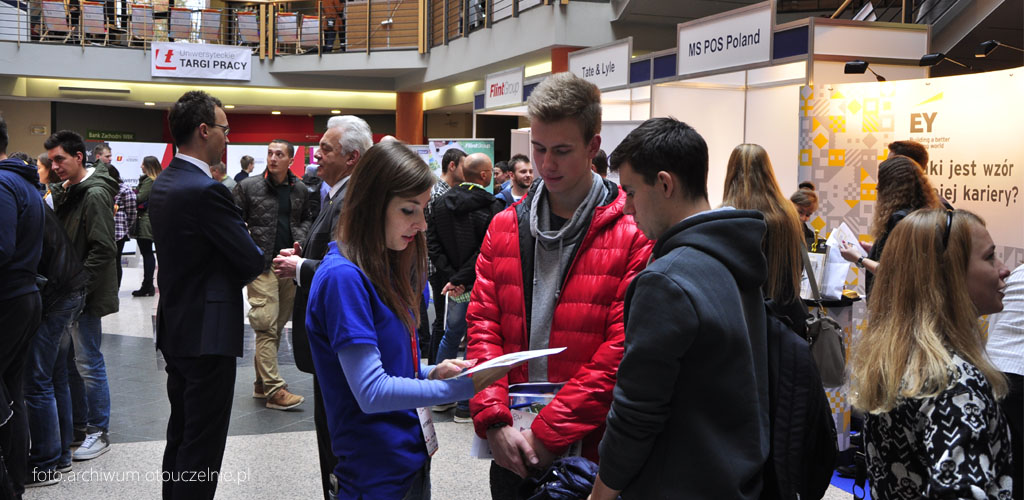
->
xmin=844 ymin=60 xmax=886 ymax=82
xmin=331 ymin=109 xmax=341 ymax=114
xmin=224 ymin=104 xmax=235 ymax=109
xmin=271 ymin=111 xmax=281 ymax=115
xmin=976 ymin=40 xmax=1024 ymax=58
xmin=144 ymin=102 xmax=155 ymax=106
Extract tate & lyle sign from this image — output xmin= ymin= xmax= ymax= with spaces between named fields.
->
xmin=677 ymin=1 xmax=772 ymax=76
xmin=568 ymin=38 xmax=631 ymax=90
xmin=151 ymin=42 xmax=252 ymax=81
xmin=484 ymin=67 xmax=524 ymax=109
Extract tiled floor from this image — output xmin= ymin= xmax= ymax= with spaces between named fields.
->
xmin=23 ymin=261 xmax=856 ymax=499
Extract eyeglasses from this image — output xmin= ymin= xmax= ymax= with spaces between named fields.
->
xmin=208 ymin=123 xmax=230 ymax=136
xmin=941 ymin=209 xmax=954 ymax=251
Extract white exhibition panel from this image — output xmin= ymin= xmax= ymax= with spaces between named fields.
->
xmin=800 ymin=66 xmax=1024 ymax=256
xmin=812 ymin=61 xmax=928 ymax=86
xmin=812 ymin=25 xmax=927 ymax=60
xmin=747 ymin=61 xmax=806 ymax=86
xmin=744 ymin=85 xmax=801 ymax=194
xmin=651 ymin=84 xmax=745 ymax=208
xmin=107 ymin=141 xmax=173 ymax=190
xmin=226 ymin=145 xmax=269 ymax=179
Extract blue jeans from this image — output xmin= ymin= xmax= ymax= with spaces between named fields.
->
xmin=25 ymin=291 xmax=84 ymax=471
xmin=72 ymin=312 xmax=110 ymax=432
xmin=435 ymin=298 xmax=469 ymax=411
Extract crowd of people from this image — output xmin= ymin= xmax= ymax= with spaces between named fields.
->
xmin=0 ymin=69 xmax=1021 ymax=500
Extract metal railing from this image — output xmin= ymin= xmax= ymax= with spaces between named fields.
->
xmin=0 ymin=0 xmax=584 ymax=55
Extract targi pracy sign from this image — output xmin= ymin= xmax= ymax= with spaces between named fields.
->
xmin=151 ymin=42 xmax=252 ymax=81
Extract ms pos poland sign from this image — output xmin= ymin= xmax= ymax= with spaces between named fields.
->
xmin=677 ymin=1 xmax=772 ymax=76
xmin=151 ymin=42 xmax=252 ymax=81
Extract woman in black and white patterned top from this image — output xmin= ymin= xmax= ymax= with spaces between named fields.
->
xmin=852 ymin=209 xmax=1013 ymax=499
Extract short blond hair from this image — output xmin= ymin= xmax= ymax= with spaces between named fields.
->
xmin=526 ymin=72 xmax=602 ymax=142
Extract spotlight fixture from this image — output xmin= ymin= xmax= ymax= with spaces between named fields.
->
xmin=844 ymin=60 xmax=887 ymax=82
xmin=143 ymin=102 xmax=155 ymax=106
xmin=919 ymin=53 xmax=971 ymax=69
xmin=330 ymin=109 xmax=341 ymax=114
xmin=271 ymin=111 xmax=281 ymax=115
xmin=976 ymin=40 xmax=1024 ymax=58
xmin=224 ymin=104 xmax=235 ymax=109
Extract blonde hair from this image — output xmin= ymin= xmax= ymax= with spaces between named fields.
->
xmin=872 ymin=156 xmax=939 ymax=240
xmin=526 ymin=72 xmax=602 ymax=142
xmin=722 ymin=144 xmax=804 ymax=304
xmin=852 ymin=209 xmax=1008 ymax=413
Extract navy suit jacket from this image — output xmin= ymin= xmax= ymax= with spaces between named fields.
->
xmin=150 ymin=156 xmax=263 ymax=358
xmin=292 ymin=181 xmax=348 ymax=372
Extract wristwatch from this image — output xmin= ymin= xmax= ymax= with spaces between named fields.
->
xmin=856 ymin=256 xmax=866 ymax=268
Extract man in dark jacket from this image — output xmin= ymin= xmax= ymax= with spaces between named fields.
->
xmin=151 ymin=91 xmax=264 ymax=499
xmin=590 ymin=118 xmax=770 ymax=500
xmin=46 ymin=129 xmax=119 ymax=462
xmin=427 ymin=152 xmax=503 ymax=422
xmin=232 ymin=139 xmax=316 ymax=411
xmin=0 ymin=116 xmax=45 ymax=497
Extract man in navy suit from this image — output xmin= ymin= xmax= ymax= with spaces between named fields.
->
xmin=149 ymin=91 xmax=263 ymax=500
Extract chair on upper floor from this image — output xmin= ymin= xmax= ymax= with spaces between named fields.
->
xmin=198 ymin=8 xmax=221 ymax=44
xmin=168 ymin=6 xmax=192 ymax=42
xmin=235 ymin=10 xmax=259 ymax=50
xmin=274 ymin=10 xmax=298 ymax=54
xmin=80 ymin=0 xmax=109 ymax=45
xmin=298 ymin=14 xmax=319 ymax=54
xmin=40 ymin=0 xmax=76 ymax=43
xmin=128 ymin=3 xmax=153 ymax=47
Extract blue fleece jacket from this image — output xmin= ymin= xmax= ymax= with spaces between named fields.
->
xmin=0 ymin=157 xmax=45 ymax=301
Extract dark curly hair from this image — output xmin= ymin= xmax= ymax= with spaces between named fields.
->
xmin=872 ymin=155 xmax=940 ymax=240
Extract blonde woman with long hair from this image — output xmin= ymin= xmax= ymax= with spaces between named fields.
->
xmin=723 ymin=144 xmax=807 ymax=333
xmin=852 ymin=209 xmax=1012 ymax=499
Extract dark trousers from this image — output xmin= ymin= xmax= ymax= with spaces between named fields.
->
xmin=1001 ymin=372 xmax=1023 ymax=500
xmin=427 ymin=275 xmax=448 ymax=364
xmin=138 ymin=238 xmax=155 ymax=288
xmin=161 ymin=354 xmax=235 ymax=500
xmin=115 ymin=237 xmax=127 ymax=288
xmin=0 ymin=292 xmax=43 ymax=498
xmin=313 ymin=377 xmax=337 ymax=500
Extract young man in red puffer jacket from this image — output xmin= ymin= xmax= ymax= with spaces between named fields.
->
xmin=466 ymin=72 xmax=652 ymax=499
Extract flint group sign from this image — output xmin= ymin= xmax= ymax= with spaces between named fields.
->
xmin=677 ymin=1 xmax=771 ymax=76
xmin=151 ymin=42 xmax=252 ymax=81
xmin=484 ymin=67 xmax=524 ymax=109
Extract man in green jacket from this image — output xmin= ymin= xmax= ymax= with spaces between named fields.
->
xmin=47 ymin=130 xmax=118 ymax=462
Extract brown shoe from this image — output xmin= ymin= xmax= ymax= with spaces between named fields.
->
xmin=266 ymin=388 xmax=304 ymax=410
xmin=253 ymin=381 xmax=266 ymax=399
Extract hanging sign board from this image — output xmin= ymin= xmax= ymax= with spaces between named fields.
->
xmin=484 ymin=67 xmax=524 ymax=109
xmin=677 ymin=1 xmax=772 ymax=76
xmin=568 ymin=38 xmax=632 ymax=90
xmin=151 ymin=42 xmax=252 ymax=81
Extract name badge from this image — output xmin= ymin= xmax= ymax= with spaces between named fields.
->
xmin=416 ymin=407 xmax=438 ymax=456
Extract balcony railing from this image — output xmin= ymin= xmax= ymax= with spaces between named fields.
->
xmin=0 ymin=0 xmax=583 ymax=57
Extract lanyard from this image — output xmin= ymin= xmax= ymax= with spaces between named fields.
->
xmin=409 ymin=317 xmax=420 ymax=380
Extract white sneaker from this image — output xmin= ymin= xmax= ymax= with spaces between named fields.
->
xmin=72 ymin=432 xmax=110 ymax=461
xmin=431 ymin=402 xmax=456 ymax=412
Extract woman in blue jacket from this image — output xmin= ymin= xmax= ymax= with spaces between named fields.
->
xmin=306 ymin=140 xmax=511 ymax=500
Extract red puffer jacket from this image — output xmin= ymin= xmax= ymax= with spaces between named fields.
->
xmin=467 ymin=182 xmax=652 ymax=461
